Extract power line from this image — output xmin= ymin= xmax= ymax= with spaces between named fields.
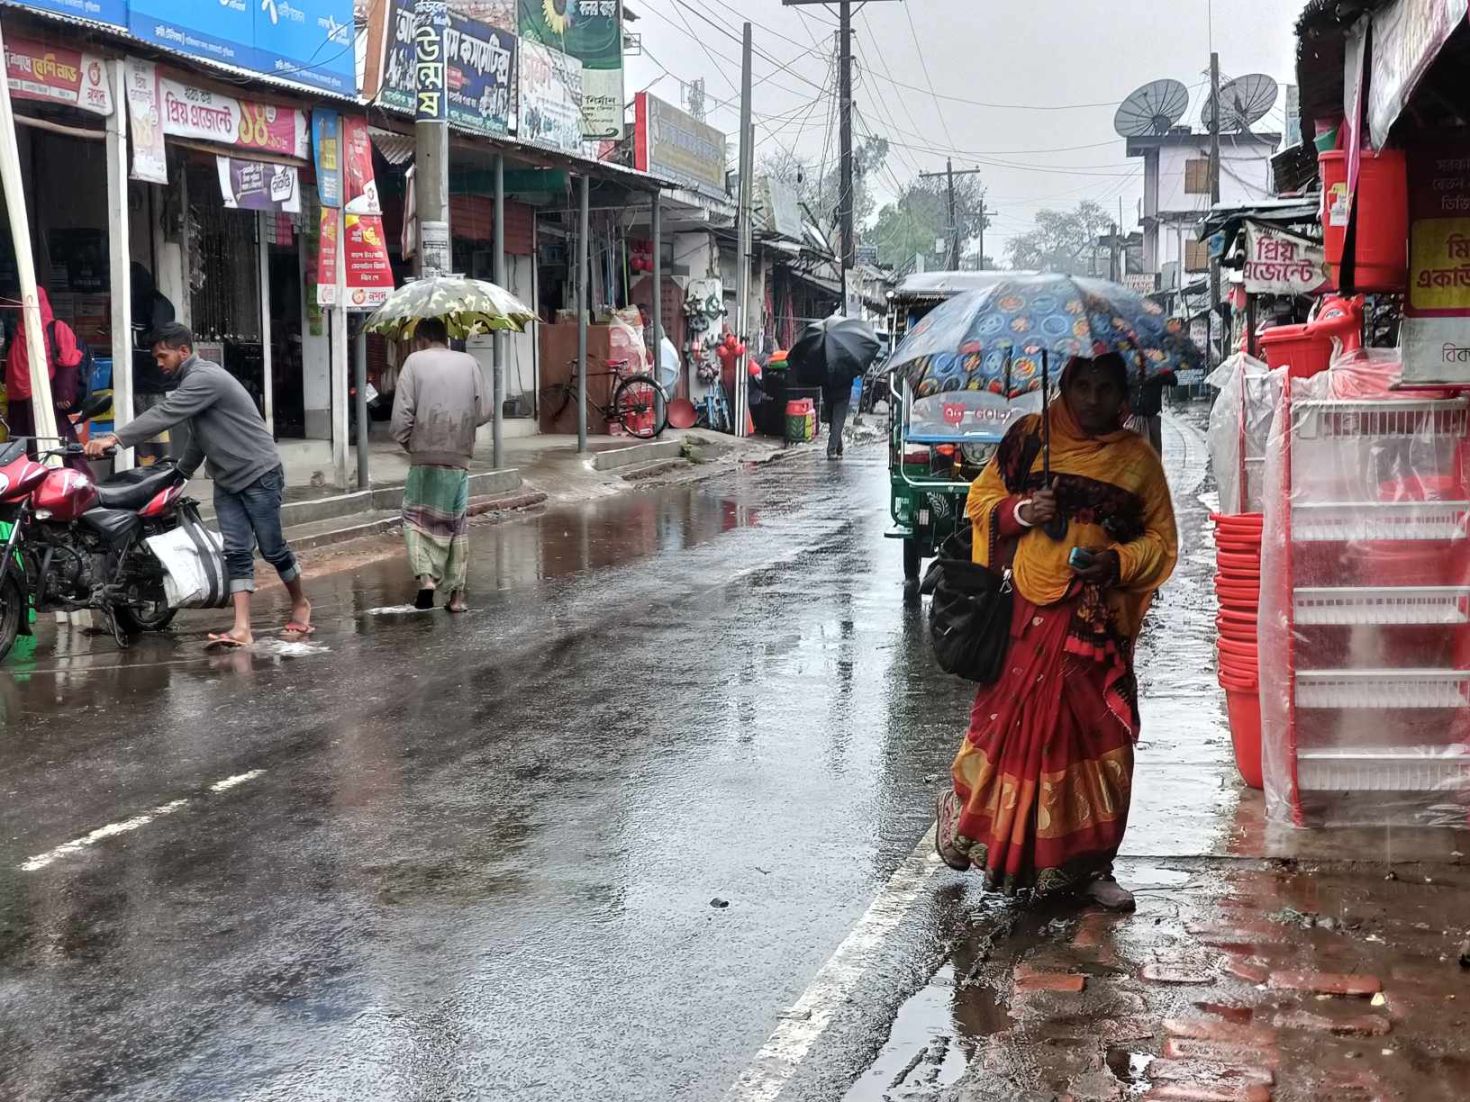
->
xmin=901 ymin=4 xmax=955 ymax=148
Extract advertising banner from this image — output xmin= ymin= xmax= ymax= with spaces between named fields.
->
xmin=634 ymin=92 xmax=726 ymax=198
xmin=343 ymin=213 xmax=394 ymax=309
xmin=158 ymin=76 xmax=310 ymax=159
xmin=252 ymin=0 xmax=356 ymax=95
xmin=124 ymin=58 xmax=168 ymax=183
xmin=369 ymin=0 xmax=516 ymax=135
xmin=128 ymin=0 xmax=354 ymax=93
xmin=412 ymin=0 xmax=449 ymax=121
xmin=1403 ymin=141 xmax=1470 ymax=384
xmin=5 ymin=37 xmax=113 ymax=115
xmin=518 ymin=40 xmax=583 ymax=153
xmin=216 ymin=155 xmax=301 ymax=213
xmin=1241 ymin=222 xmax=1329 ymax=296
xmin=13 ymin=0 xmax=126 ymax=30
xmin=1369 ymin=0 xmax=1468 ymax=145
xmin=311 ymin=108 xmax=341 ymax=207
xmin=518 ymin=0 xmax=623 ymax=140
xmin=316 ymin=205 xmax=339 ymax=306
xmin=342 ymin=114 xmax=380 ymax=215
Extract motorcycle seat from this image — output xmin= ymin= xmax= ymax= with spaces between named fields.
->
xmin=95 ymin=464 xmax=184 ymax=511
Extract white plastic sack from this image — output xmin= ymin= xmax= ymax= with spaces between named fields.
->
xmin=145 ymin=519 xmax=230 ymax=609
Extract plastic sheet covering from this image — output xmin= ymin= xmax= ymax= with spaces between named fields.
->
xmin=1259 ymin=352 xmax=1470 ymax=828
xmin=1206 ymin=353 xmax=1276 ymax=514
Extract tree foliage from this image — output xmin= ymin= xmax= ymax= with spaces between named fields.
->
xmin=870 ymin=175 xmax=989 ymax=272
xmin=761 ymin=137 xmax=889 ymax=245
xmin=1004 ymin=201 xmax=1116 ymax=275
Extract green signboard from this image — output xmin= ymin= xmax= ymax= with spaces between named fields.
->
xmin=518 ymin=0 xmax=624 ymax=140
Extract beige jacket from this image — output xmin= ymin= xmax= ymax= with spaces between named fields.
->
xmin=390 ymin=346 xmax=492 ymax=469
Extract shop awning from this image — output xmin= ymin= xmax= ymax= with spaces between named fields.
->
xmin=369 ymin=128 xmax=415 ymax=166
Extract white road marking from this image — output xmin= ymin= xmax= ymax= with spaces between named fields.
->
xmin=20 ymin=799 xmax=190 ymax=872
xmin=722 ymin=827 xmax=942 ymax=1102
xmin=209 ymin=769 xmax=265 ymax=793
xmin=18 ymin=769 xmax=268 ymax=872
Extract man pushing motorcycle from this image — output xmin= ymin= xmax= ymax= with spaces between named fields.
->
xmin=86 ymin=323 xmax=312 ymax=648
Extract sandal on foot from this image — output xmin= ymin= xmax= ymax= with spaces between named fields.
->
xmin=206 ymin=633 xmax=249 ymax=650
xmin=933 ymin=790 xmax=971 ymax=871
xmin=1082 ymin=875 xmax=1135 ymax=912
xmin=281 ymin=621 xmax=316 ymax=636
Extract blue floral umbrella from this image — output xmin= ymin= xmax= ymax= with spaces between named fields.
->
xmin=888 ymin=274 xmax=1205 ymax=477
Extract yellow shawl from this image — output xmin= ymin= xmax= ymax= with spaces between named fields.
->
xmin=965 ymin=399 xmax=1177 ymax=639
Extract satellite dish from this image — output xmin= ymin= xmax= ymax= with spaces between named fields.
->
xmin=1203 ymin=74 xmax=1279 ymax=133
xmin=1114 ymin=79 xmax=1190 ymax=137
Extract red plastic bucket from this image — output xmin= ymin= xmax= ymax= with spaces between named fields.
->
xmin=1216 ymin=550 xmax=1262 ymax=572
xmin=1217 ymin=636 xmax=1258 ymax=661
xmin=1215 ymin=578 xmax=1260 ymax=599
xmin=1210 ymin=512 xmax=1263 ymax=530
xmin=1319 ymin=148 xmax=1408 ymax=292
xmin=1224 ymin=686 xmax=1265 ymax=790
xmin=1260 ymin=324 xmax=1333 ymax=379
xmin=1217 ymin=609 xmax=1258 ymax=633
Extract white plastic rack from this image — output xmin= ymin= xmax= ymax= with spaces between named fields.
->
xmin=1293 ymin=586 xmax=1470 ymax=625
xmin=1293 ymin=397 xmax=1469 ymax=440
xmin=1296 ymin=747 xmax=1470 ymax=792
xmin=1290 ymin=500 xmax=1470 ymax=542
xmin=1296 ymin=668 xmax=1470 ymax=710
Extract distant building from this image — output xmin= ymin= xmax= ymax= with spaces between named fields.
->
xmin=1125 ymin=129 xmax=1281 ymax=292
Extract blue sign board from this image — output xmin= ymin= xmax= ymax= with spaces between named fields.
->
xmin=311 ymin=108 xmax=341 ymax=207
xmin=124 ymin=0 xmax=355 ymax=93
xmin=4 ymin=0 xmax=127 ymax=30
xmin=129 ymin=0 xmax=253 ymax=72
xmin=253 ymin=0 xmax=356 ymax=95
xmin=377 ymin=0 xmax=515 ymax=136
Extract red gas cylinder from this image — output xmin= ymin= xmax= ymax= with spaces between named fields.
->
xmin=1319 ymin=148 xmax=1408 ymax=292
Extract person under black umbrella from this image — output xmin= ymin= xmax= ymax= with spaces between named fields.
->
xmin=789 ymin=316 xmax=881 ymax=460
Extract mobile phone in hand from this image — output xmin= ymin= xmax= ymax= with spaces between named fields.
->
xmin=1068 ymin=547 xmax=1095 ymax=571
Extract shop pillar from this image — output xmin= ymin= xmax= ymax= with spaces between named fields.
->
xmin=330 ymin=206 xmax=349 ymax=487
xmin=651 ymin=190 xmax=663 ymax=422
xmin=104 ymin=60 xmax=133 ymax=469
xmin=492 ymin=151 xmax=505 ymax=469
xmin=576 ymin=173 xmax=589 ymax=453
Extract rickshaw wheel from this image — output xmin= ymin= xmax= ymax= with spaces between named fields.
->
xmin=903 ymin=538 xmax=921 ymax=582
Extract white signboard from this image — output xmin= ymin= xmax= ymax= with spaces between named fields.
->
xmin=1369 ymin=0 xmax=1469 ymax=144
xmin=517 ymin=41 xmax=583 ymax=154
xmin=1242 ymin=222 xmax=1330 ymax=296
xmin=124 ymin=59 xmax=167 ymax=183
xmin=158 ymin=76 xmax=311 ymax=160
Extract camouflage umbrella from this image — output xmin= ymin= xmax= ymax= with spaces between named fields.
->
xmin=363 ymin=276 xmax=535 ymax=340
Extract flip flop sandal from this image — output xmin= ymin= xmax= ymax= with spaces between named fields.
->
xmin=281 ymin=622 xmax=316 ymax=636
xmin=933 ymin=790 xmax=972 ymax=872
xmin=206 ymin=634 xmax=249 ymax=650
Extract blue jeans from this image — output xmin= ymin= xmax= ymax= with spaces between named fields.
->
xmin=213 ymin=466 xmax=299 ymax=594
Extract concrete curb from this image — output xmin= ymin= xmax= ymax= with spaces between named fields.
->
xmin=589 ymin=440 xmax=684 ymax=471
xmin=287 ymin=487 xmax=547 ymax=555
xmin=202 ymin=467 xmax=523 ymax=528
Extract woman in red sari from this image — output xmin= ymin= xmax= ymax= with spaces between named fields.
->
xmin=934 ymin=353 xmax=1177 ymax=911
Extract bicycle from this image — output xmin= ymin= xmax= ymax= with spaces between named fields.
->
xmin=540 ymin=358 xmax=670 ymax=440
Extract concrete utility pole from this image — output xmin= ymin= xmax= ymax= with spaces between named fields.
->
xmin=492 ymin=152 xmax=505 ymax=468
xmin=1208 ymin=50 xmax=1222 ymax=360
xmin=735 ymin=22 xmax=754 ymax=437
xmin=414 ymin=0 xmax=451 ymax=278
xmin=784 ymin=0 xmax=900 ymax=310
xmin=918 ymin=162 xmax=984 ymax=271
xmin=576 ymin=173 xmax=589 ymax=453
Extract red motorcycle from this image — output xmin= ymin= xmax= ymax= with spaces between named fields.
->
xmin=0 ymin=398 xmax=191 ymax=660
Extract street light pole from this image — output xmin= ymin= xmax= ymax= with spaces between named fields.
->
xmin=735 ymin=22 xmax=753 ymax=437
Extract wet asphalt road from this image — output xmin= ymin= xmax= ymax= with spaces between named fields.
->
xmin=0 ymin=442 xmax=984 ymax=1101
xmin=0 ymin=416 xmax=1214 ymax=1102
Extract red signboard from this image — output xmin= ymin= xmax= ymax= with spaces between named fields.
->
xmin=5 ymin=37 xmax=112 ymax=115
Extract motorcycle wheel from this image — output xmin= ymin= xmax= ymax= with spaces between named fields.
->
xmin=0 ymin=575 xmax=23 ymax=663
xmin=114 ymin=546 xmax=177 ymax=634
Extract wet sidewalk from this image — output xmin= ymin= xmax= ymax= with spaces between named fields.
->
xmin=840 ymin=413 xmax=1470 ymax=1102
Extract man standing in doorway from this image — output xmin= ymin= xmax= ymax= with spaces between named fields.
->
xmin=390 ymin=317 xmax=492 ymax=613
xmin=85 ymin=323 xmax=312 ymax=647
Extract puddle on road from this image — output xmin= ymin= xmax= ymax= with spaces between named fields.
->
xmin=841 ymin=963 xmax=1012 ymax=1101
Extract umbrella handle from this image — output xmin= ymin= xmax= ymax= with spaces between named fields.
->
xmin=1040 ymin=349 xmax=1067 ymax=541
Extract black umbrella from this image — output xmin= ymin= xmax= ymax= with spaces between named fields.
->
xmin=788 ymin=317 xmax=881 ymax=389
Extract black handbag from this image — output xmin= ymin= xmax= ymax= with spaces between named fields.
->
xmin=920 ymin=522 xmax=1014 ymax=684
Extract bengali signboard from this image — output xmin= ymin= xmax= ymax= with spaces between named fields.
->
xmin=216 ymin=155 xmax=301 ymax=212
xmin=317 ymin=112 xmax=393 ymax=310
xmin=6 ymin=0 xmax=127 ymax=30
xmin=311 ymin=108 xmax=341 ymax=207
xmin=1403 ymin=141 xmax=1470 ymax=384
xmin=124 ymin=59 xmax=167 ymax=183
xmin=158 ymin=75 xmax=310 ymax=159
xmin=5 ymin=36 xmax=112 ymax=115
xmin=1241 ymin=222 xmax=1329 ymax=296
xmin=634 ymin=92 xmax=726 ymax=198
xmin=127 ymin=0 xmax=354 ymax=94
xmin=368 ymin=0 xmax=515 ymax=136
xmin=517 ymin=0 xmax=623 ymax=140
xmin=518 ymin=39 xmax=583 ymax=153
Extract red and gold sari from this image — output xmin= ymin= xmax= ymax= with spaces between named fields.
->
xmin=936 ymin=391 xmax=1177 ymax=896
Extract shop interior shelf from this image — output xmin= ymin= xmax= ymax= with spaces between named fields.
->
xmin=1293 ymin=397 xmax=1469 ymax=440
xmin=1296 ymin=668 xmax=1470 ymax=709
xmin=1297 ymin=746 xmax=1470 ymax=792
xmin=1290 ymin=500 xmax=1470 ymax=542
xmin=1293 ymin=586 xmax=1470 ymax=625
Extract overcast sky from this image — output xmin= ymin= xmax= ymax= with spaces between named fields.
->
xmin=624 ymin=0 xmax=1300 ymax=259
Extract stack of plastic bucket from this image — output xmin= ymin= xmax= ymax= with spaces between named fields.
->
xmin=1212 ymin=511 xmax=1264 ymax=789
